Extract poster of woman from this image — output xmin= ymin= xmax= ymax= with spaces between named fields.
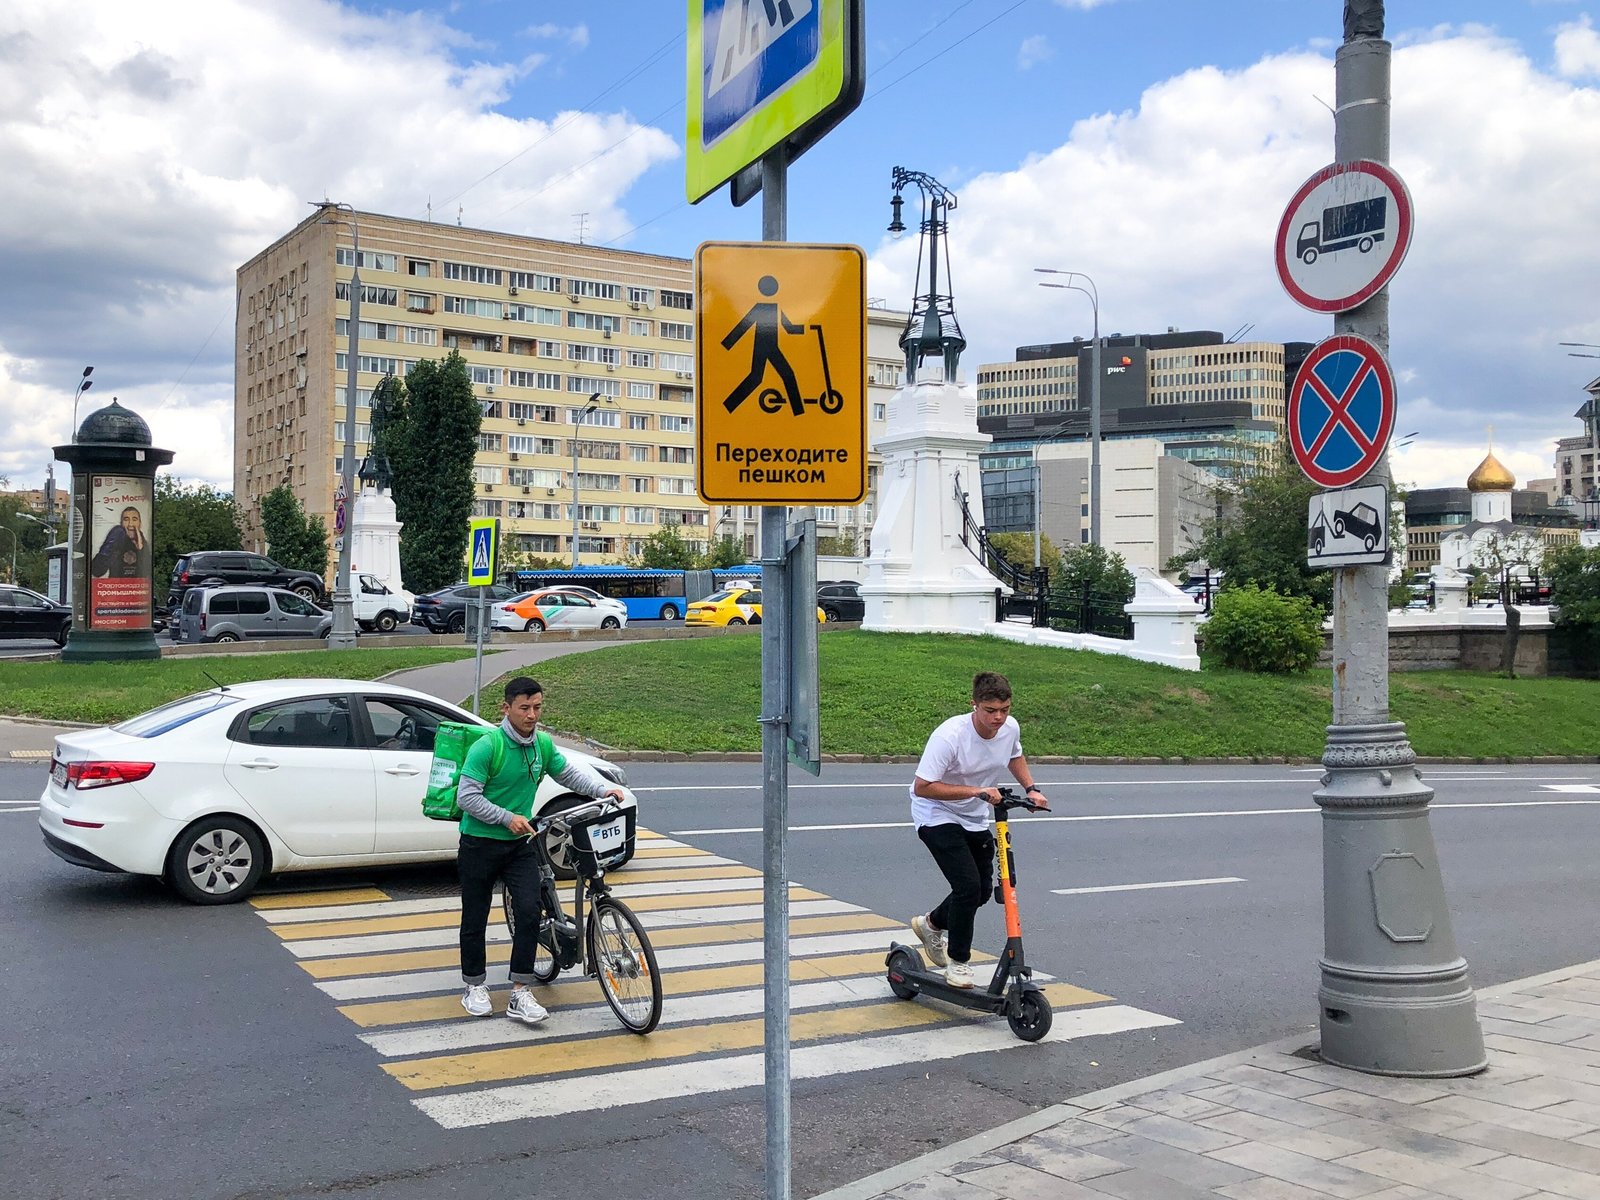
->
xmin=89 ymin=474 xmax=152 ymax=630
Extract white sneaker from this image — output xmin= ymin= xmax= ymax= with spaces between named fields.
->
xmin=461 ymin=983 xmax=492 ymax=1017
xmin=506 ymin=988 xmax=550 ymax=1025
xmin=910 ymin=913 xmax=948 ymax=968
xmin=945 ymin=960 xmax=975 ymax=989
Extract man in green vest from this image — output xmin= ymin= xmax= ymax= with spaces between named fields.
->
xmin=456 ymin=675 xmax=625 ymax=1023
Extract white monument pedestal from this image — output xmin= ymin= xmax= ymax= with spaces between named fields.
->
xmin=1122 ymin=569 xmax=1203 ymax=670
xmin=861 ymin=374 xmax=1006 ymax=634
xmin=1430 ymin=565 xmax=1469 ymax=615
xmin=351 ymin=486 xmax=405 ymax=595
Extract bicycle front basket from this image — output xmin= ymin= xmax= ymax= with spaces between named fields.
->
xmin=569 ymin=805 xmax=636 ymax=874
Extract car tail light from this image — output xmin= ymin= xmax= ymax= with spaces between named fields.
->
xmin=66 ymin=761 xmax=156 ymax=790
xmin=179 ymin=570 xmax=190 ymax=584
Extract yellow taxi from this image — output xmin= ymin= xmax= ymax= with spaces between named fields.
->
xmin=684 ymin=584 xmax=825 ymax=628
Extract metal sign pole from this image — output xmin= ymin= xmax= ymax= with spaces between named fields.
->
xmin=470 ymin=584 xmax=486 ymax=716
xmin=1315 ymin=5 xmax=1483 ymax=1076
xmin=758 ymin=148 xmax=793 ymax=1200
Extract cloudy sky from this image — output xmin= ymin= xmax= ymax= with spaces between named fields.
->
xmin=3 ymin=0 xmax=1598 ymax=499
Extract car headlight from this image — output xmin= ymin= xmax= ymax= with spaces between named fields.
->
xmin=595 ymin=761 xmax=628 ymax=788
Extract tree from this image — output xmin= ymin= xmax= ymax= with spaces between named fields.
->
xmin=153 ymin=475 xmax=244 ymax=590
xmin=260 ymin=485 xmax=329 ymax=579
xmin=987 ymin=531 xmax=1059 ymax=573
xmin=698 ymin=534 xmax=747 ymax=569
xmin=1170 ymin=456 xmax=1330 ymax=609
xmin=379 ymin=355 xmax=481 ymax=592
xmin=0 ymin=495 xmax=55 ymax=590
xmin=634 ymin=525 xmax=696 ymax=569
xmin=815 ymin=533 xmax=858 ymax=558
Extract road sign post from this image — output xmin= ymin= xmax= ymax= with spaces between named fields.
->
xmin=466 ymin=518 xmax=500 ymax=713
xmin=1291 ymin=7 xmax=1483 ymax=1078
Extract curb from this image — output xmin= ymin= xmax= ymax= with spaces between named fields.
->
xmin=809 ymin=956 xmax=1600 ymax=1200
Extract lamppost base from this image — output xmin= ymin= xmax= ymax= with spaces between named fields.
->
xmin=60 ymin=629 xmax=163 ymax=663
xmin=326 ymin=634 xmax=359 ymax=650
xmin=1318 ymin=962 xmax=1486 ymax=1078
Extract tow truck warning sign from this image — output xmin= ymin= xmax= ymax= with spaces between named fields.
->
xmin=695 ymin=241 xmax=866 ymax=505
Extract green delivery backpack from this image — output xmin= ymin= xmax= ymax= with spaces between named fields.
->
xmin=422 ymin=723 xmax=507 ymax=821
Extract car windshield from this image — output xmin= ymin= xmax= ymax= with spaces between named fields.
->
xmin=701 ymin=588 xmax=745 ymax=603
xmin=113 ymin=691 xmax=243 ymax=738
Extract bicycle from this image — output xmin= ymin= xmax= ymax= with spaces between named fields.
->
xmin=502 ymin=796 xmax=663 ymax=1034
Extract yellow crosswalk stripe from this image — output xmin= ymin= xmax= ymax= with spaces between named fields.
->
xmin=630 ymin=846 xmax=712 ymax=859
xmin=249 ymin=888 xmax=391 ymax=909
xmin=299 ymin=912 xmax=900 ymax=981
xmin=274 ymin=887 xmax=824 ymax=941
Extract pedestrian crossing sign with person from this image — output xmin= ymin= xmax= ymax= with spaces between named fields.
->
xmin=694 ymin=241 xmax=867 ymax=505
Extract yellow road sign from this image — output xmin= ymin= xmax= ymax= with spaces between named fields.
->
xmin=695 ymin=241 xmax=866 ymax=505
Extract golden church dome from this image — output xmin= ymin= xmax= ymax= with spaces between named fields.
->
xmin=1467 ymin=451 xmax=1515 ymax=492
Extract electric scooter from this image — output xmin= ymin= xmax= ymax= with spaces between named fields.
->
xmin=885 ymin=788 xmax=1053 ymax=1042
xmin=757 ymin=324 xmax=846 ymax=416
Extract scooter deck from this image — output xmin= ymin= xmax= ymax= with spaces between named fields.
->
xmin=886 ymin=940 xmax=1012 ymax=1014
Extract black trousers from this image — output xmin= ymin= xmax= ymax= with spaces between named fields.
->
xmin=917 ymin=822 xmax=995 ymax=963
xmin=458 ymin=834 xmax=543 ymax=985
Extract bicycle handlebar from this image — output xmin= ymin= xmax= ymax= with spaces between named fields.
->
xmin=532 ymin=794 xmax=625 ymax=837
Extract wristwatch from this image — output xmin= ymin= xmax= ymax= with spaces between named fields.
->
xmin=1025 ymin=785 xmax=1043 ymax=794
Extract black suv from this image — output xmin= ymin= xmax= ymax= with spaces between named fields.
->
xmin=0 ymin=584 xmax=71 ymax=646
xmin=169 ymin=552 xmax=325 ymax=609
xmin=411 ymin=583 xmax=517 ymax=633
xmin=817 ymin=580 xmax=864 ymax=623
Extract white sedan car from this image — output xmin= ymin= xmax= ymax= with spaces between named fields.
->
xmin=489 ymin=588 xmax=629 ymax=633
xmin=38 ymin=678 xmax=637 ymax=904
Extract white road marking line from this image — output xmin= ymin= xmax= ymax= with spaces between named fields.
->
xmin=0 ymin=804 xmax=41 ymax=812
xmin=315 ymin=929 xmax=895 ymax=1001
xmin=413 ymin=1004 xmax=1181 ymax=1128
xmin=673 ymin=799 xmax=1600 ymax=836
xmin=1052 ymin=876 xmax=1245 ymax=896
xmin=635 ymin=774 xmax=1584 ymax=794
xmin=362 ymin=976 xmax=896 ymax=1058
xmin=1542 ymin=784 xmax=1600 ymax=794
xmin=281 ymin=898 xmax=863 ymax=959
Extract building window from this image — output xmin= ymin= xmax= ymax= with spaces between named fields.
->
xmin=659 ymin=321 xmax=693 ymax=341
xmin=568 ymin=278 xmax=621 ymax=301
xmin=627 ymin=382 xmax=654 ymax=400
xmin=659 ymin=289 xmax=693 ymax=310
xmin=443 ymin=262 xmax=503 ymax=285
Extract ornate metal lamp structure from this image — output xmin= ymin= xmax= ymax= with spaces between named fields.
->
xmin=888 ymin=167 xmax=966 ymax=384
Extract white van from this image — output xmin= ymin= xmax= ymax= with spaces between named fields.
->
xmin=354 ymin=574 xmax=412 ymax=632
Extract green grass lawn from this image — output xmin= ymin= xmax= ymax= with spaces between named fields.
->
xmin=497 ymin=631 xmax=1600 ymax=760
xmin=0 ymin=647 xmax=474 ymax=725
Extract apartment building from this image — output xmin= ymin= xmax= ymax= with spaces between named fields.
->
xmin=236 ymin=210 xmax=906 ymax=567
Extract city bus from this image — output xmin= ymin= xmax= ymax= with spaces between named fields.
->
xmin=500 ymin=565 xmax=764 ymax=622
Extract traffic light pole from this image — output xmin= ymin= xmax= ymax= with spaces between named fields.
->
xmin=1315 ymin=8 xmax=1484 ymax=1076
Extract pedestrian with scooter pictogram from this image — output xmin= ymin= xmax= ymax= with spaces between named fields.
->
xmin=721 ymin=274 xmax=845 ymax=417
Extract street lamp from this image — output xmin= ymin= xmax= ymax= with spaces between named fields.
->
xmin=63 ymin=366 xmax=93 ymax=612
xmin=1035 ymin=269 xmax=1101 ymax=546
xmin=1560 ymin=344 xmax=1600 ymax=502
xmin=571 ymin=391 xmax=616 ymax=567
xmin=313 ymin=201 xmax=361 ymax=650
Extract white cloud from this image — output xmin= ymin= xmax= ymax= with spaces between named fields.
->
xmin=1555 ymin=14 xmax=1600 ymax=76
xmin=1017 ymin=35 xmax=1054 ymax=71
xmin=0 ymin=0 xmax=673 ymax=491
xmin=1053 ymin=0 xmax=1117 ymax=9
xmin=524 ymin=22 xmax=589 ymax=49
xmin=868 ymin=27 xmax=1600 ymax=490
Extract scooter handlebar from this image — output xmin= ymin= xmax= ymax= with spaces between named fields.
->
xmin=990 ymin=786 xmax=1044 ymax=814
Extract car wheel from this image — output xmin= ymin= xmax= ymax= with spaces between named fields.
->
xmin=524 ymin=616 xmax=545 ymax=632
xmin=375 ymin=612 xmax=397 ymax=633
xmin=727 ymin=617 xmax=745 ymax=626
xmin=601 ymin=616 xmax=620 ymax=630
xmin=823 ymin=607 xmax=840 ymax=623
xmin=660 ymin=603 xmax=680 ymax=621
xmin=446 ymin=611 xmax=466 ymax=633
xmin=165 ymin=816 xmax=267 ymax=904
xmin=1364 ymin=534 xmax=1377 ymax=552
xmin=54 ymin=623 xmax=69 ymax=648
xmin=292 ymin=584 xmax=318 ymax=602
xmin=1333 ymin=519 xmax=1345 ymax=537
xmin=538 ymin=795 xmax=594 ymax=882
xmin=214 ymin=632 xmax=240 ymax=643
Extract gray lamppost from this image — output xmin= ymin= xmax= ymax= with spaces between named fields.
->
xmin=1559 ymin=344 xmax=1600 ymax=501
xmin=887 ymin=168 xmax=967 ymax=384
xmin=64 ymin=366 xmax=93 ymax=610
xmin=571 ymin=391 xmax=615 ymax=568
xmin=1036 ymin=269 xmax=1101 ymax=546
xmin=314 ymin=201 xmax=361 ymax=650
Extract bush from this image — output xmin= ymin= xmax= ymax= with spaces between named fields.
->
xmin=1202 ymin=584 xmax=1324 ymax=673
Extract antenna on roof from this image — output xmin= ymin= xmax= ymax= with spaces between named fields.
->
xmin=1226 ymin=323 xmax=1255 ymax=343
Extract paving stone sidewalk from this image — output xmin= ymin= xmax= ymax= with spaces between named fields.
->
xmin=816 ymin=959 xmax=1600 ymax=1200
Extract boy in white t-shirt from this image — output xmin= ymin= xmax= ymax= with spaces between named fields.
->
xmin=908 ymin=672 xmax=1049 ymax=988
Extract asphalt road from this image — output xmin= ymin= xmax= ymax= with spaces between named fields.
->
xmin=2 ymin=758 xmax=1597 ymax=1199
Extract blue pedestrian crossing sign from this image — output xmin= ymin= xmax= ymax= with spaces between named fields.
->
xmin=686 ymin=0 xmax=862 ymax=204
xmin=466 ymin=518 xmax=499 ymax=587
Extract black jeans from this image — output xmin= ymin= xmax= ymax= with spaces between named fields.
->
xmin=917 ymin=822 xmax=995 ymax=963
xmin=458 ymin=834 xmax=544 ymax=985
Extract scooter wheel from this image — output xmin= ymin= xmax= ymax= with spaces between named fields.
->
xmin=886 ymin=947 xmax=922 ymax=1000
xmin=1007 ymin=989 xmax=1053 ymax=1042
xmin=820 ymin=389 xmax=844 ymax=414
xmin=757 ymin=388 xmax=785 ymax=414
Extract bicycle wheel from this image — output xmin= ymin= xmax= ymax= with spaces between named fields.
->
xmin=502 ymin=882 xmax=562 ymax=984
xmin=587 ymin=896 xmax=662 ymax=1034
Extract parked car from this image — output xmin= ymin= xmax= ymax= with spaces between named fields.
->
xmin=1333 ymin=503 xmax=1383 ymax=552
xmin=175 ymin=586 xmax=333 ymax=643
xmin=491 ymin=589 xmax=628 ymax=633
xmin=684 ymin=584 xmax=825 ymax=628
xmin=38 ymin=679 xmax=638 ymax=903
xmin=169 ymin=551 xmax=325 ymax=609
xmin=410 ymin=583 xmax=518 ymax=633
xmin=0 ymin=584 xmax=71 ymax=646
xmin=817 ymin=580 xmax=864 ymax=623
